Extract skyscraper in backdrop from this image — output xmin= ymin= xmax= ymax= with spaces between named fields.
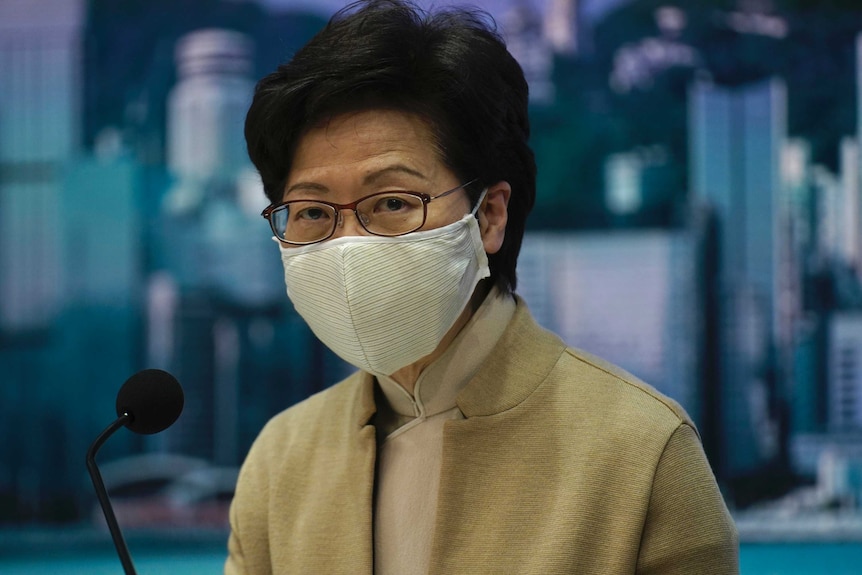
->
xmin=0 ymin=0 xmax=85 ymax=332
xmin=689 ymin=78 xmax=791 ymax=486
xmin=157 ymin=28 xmax=278 ymax=463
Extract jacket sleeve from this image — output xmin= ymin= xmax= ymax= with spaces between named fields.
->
xmin=224 ymin=498 xmax=247 ymax=575
xmin=636 ymin=423 xmax=739 ymax=574
xmin=223 ymin=432 xmax=274 ymax=575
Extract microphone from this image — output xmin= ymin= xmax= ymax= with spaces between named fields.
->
xmin=86 ymin=369 xmax=185 ymax=575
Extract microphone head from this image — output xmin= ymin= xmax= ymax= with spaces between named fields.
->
xmin=115 ymin=369 xmax=184 ymax=435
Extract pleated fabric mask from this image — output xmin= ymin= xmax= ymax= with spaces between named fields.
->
xmin=277 ymin=210 xmax=490 ymax=377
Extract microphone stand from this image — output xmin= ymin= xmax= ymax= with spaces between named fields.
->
xmin=86 ymin=413 xmax=138 ymax=575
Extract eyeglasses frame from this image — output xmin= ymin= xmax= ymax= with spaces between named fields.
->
xmin=261 ymin=179 xmax=478 ymax=245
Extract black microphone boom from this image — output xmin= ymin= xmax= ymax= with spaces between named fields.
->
xmin=86 ymin=414 xmax=137 ymax=575
xmin=86 ymin=369 xmax=185 ymax=575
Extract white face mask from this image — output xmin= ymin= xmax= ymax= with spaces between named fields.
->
xmin=277 ymin=200 xmax=490 ymax=376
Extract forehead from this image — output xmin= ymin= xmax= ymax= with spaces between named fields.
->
xmin=286 ymin=108 xmax=447 ymax=191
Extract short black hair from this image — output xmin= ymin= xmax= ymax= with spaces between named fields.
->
xmin=245 ymin=0 xmax=536 ymax=292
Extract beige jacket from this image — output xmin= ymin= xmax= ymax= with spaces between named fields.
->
xmin=226 ymin=300 xmax=738 ymax=574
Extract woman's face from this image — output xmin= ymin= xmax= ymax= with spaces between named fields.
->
xmin=283 ymin=108 xmax=471 ymax=241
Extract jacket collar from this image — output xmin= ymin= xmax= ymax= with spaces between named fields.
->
xmin=350 ymin=296 xmax=566 ymax=427
xmin=456 ymin=296 xmax=566 ymax=417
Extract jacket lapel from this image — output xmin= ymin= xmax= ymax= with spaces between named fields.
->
xmin=429 ymin=301 xmax=568 ymax=571
xmin=271 ymin=372 xmax=378 ymax=575
xmin=456 ymin=297 xmax=566 ymax=418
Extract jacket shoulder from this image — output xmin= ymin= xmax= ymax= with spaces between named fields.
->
xmin=561 ymin=345 xmax=694 ymax=431
xmin=247 ymin=370 xmax=371 ymax=458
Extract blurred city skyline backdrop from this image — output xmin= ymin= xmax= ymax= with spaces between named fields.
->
xmin=2 ymin=0 xmax=862 ymax=561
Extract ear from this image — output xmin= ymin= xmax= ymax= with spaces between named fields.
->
xmin=477 ymin=181 xmax=510 ymax=255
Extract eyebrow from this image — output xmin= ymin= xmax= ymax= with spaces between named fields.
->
xmin=284 ymin=164 xmax=430 ymax=198
xmin=284 ymin=181 xmax=328 ymax=197
xmin=362 ymin=165 xmax=429 ymax=186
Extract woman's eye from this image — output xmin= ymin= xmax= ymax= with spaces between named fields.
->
xmin=372 ymin=194 xmax=420 ymax=214
xmin=382 ymin=197 xmax=406 ymax=211
xmin=295 ymin=206 xmax=329 ymax=221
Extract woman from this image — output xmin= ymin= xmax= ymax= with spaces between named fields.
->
xmin=226 ymin=1 xmax=738 ymax=573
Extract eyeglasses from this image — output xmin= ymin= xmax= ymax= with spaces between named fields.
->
xmin=262 ymin=180 xmax=476 ymax=245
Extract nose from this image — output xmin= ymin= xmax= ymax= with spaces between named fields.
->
xmin=331 ymin=209 xmax=370 ymax=239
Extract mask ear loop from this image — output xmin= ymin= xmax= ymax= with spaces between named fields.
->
xmin=470 ymin=188 xmax=489 ymax=217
